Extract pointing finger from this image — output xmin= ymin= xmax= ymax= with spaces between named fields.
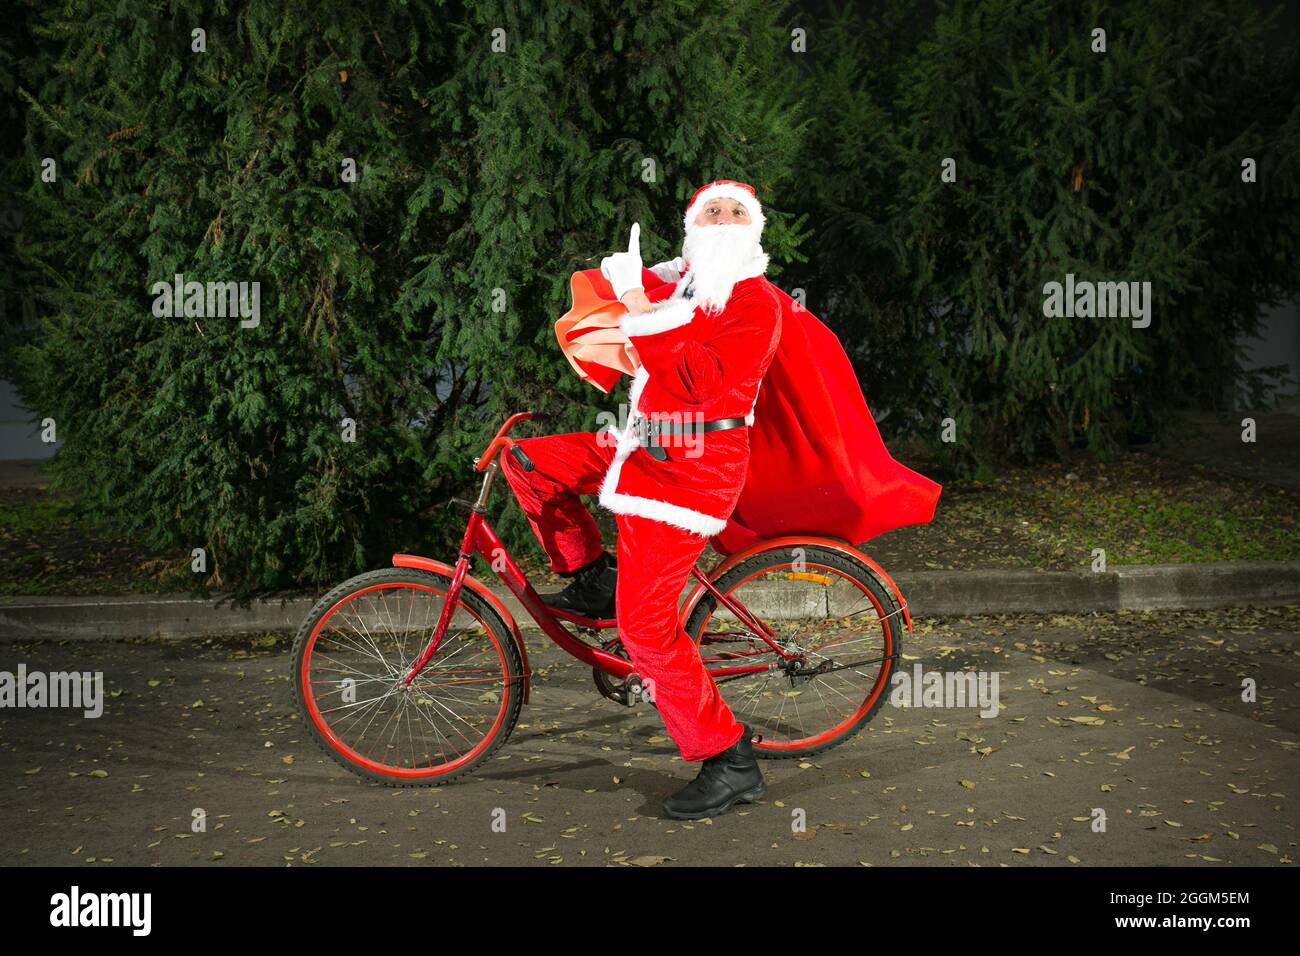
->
xmin=627 ymin=222 xmax=640 ymax=257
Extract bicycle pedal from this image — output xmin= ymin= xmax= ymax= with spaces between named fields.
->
xmin=622 ymin=672 xmax=655 ymax=708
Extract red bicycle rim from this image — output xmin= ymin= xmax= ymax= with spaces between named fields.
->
xmin=300 ymin=581 xmax=511 ymax=779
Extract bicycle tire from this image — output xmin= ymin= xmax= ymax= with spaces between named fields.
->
xmin=291 ymin=566 xmax=524 ymax=787
xmin=684 ymin=544 xmax=903 ymax=760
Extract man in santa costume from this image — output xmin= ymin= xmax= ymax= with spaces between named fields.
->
xmin=500 ymin=179 xmax=779 ymax=820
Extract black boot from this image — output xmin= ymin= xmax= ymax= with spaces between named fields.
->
xmin=543 ymin=550 xmax=617 ymax=619
xmin=662 ymin=724 xmax=766 ymax=820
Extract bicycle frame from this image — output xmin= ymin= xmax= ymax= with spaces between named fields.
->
xmin=393 ymin=411 xmax=911 ymax=696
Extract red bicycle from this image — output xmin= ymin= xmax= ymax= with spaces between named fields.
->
xmin=291 ymin=412 xmax=911 ymax=786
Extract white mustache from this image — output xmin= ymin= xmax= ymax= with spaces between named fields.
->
xmin=684 ymin=222 xmax=752 ymax=250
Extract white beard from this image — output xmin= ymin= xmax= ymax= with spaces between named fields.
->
xmin=680 ymin=221 xmax=766 ymax=314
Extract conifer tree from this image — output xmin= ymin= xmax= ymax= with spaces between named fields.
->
xmin=7 ymin=0 xmax=800 ymax=596
xmin=785 ymin=0 xmax=1300 ymax=469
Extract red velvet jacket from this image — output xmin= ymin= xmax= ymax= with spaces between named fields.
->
xmin=596 ymin=265 xmax=783 ymax=537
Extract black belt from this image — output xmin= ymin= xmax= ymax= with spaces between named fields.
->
xmin=634 ymin=415 xmax=749 ymax=461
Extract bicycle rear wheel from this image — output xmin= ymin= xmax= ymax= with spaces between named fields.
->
xmin=684 ymin=544 xmax=902 ymax=759
xmin=291 ymin=567 xmax=523 ymax=786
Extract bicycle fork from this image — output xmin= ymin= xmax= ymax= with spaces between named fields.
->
xmin=403 ymin=466 xmax=498 ymax=685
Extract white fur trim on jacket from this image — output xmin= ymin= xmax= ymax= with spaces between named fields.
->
xmin=595 ymin=365 xmax=728 ymax=537
xmin=620 ymin=297 xmax=694 ymax=338
xmin=626 ymin=363 xmax=650 ymax=418
xmin=597 ymin=433 xmax=729 ymax=537
xmin=600 ymin=483 xmax=730 ymax=537
xmin=731 ymin=250 xmax=770 ymax=284
xmin=684 ymin=184 xmax=765 ymax=231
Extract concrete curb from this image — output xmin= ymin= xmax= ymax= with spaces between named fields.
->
xmin=1 ymin=561 xmax=1297 ymax=642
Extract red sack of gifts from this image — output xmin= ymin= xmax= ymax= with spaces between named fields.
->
xmin=555 ymin=269 xmax=942 ymax=551
xmin=554 ymin=270 xmax=641 ymax=394
xmin=712 ymin=286 xmax=942 ymax=554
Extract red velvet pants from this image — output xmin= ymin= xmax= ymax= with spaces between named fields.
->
xmin=500 ymin=431 xmax=744 ymax=762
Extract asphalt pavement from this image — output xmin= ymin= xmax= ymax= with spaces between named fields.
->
xmin=1 ymin=606 xmax=1296 ymax=867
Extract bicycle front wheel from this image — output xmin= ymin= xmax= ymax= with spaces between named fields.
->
xmin=684 ymin=544 xmax=902 ymax=759
xmin=292 ymin=567 xmax=523 ymax=786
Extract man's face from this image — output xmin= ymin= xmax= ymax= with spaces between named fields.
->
xmin=681 ymin=196 xmax=764 ymax=313
xmin=692 ymin=197 xmax=751 ymax=228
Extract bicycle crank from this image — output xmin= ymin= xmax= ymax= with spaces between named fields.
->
xmin=592 ymin=667 xmax=656 ymax=708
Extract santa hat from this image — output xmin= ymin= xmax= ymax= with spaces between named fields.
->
xmin=683 ymin=179 xmax=765 ymax=231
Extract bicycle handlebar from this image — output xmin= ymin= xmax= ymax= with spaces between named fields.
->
xmin=508 ymin=443 xmax=536 ymax=473
xmin=475 ymin=411 xmax=535 ymax=472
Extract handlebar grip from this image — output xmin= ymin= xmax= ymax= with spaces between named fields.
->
xmin=509 ymin=444 xmax=536 ymax=473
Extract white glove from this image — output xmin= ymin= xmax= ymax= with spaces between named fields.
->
xmin=648 ymin=255 xmax=686 ymax=283
xmin=600 ymin=222 xmax=644 ymax=301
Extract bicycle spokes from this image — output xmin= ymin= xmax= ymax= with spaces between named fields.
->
xmin=694 ymin=560 xmax=898 ymax=752
xmin=303 ymin=582 xmax=513 ymax=776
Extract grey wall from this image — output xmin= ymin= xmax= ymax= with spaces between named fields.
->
xmin=1240 ymin=298 xmax=1300 ymax=404
xmin=0 ymin=378 xmax=57 ymax=461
